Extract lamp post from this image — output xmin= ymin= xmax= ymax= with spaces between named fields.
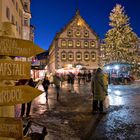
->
xmin=114 ymin=65 xmax=119 ymax=84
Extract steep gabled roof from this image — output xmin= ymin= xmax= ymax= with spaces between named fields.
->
xmin=49 ymin=10 xmax=100 ymax=51
xmin=58 ymin=10 xmax=99 ymax=39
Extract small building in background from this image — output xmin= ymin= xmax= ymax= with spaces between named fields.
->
xmin=31 ymin=50 xmax=49 ymax=81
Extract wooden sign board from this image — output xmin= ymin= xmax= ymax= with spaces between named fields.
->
xmin=0 ymin=59 xmax=31 ymax=80
xmin=0 ymin=85 xmax=42 ymax=106
xmin=0 ymin=36 xmax=45 ymax=57
xmin=0 ymin=117 xmax=23 ymax=139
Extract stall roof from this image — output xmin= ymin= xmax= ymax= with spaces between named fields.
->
xmin=36 ymin=50 xmax=49 ymax=60
xmin=104 ymin=62 xmax=132 ymax=67
xmin=31 ymin=65 xmax=46 ymax=70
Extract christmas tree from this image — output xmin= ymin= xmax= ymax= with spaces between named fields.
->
xmin=103 ymin=4 xmax=139 ymax=65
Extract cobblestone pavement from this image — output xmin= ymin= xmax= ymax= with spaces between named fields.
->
xmin=19 ymin=80 xmax=140 ymax=140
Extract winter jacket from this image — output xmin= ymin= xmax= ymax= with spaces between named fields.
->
xmin=28 ymin=78 xmax=35 ymax=87
xmin=53 ymin=75 xmax=60 ymax=87
xmin=103 ymin=73 xmax=109 ymax=86
xmin=42 ymin=79 xmax=50 ymax=91
xmin=93 ymin=73 xmax=107 ymax=101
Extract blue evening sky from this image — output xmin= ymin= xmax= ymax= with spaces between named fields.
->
xmin=31 ymin=0 xmax=140 ymax=50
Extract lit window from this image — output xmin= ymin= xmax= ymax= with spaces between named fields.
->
xmin=61 ymin=52 xmax=67 ymax=61
xmin=84 ymin=41 xmax=89 ymax=47
xmin=91 ymin=52 xmax=96 ymax=61
xmin=61 ymin=40 xmax=66 ymax=47
xmin=77 ymin=19 xmax=83 ymax=26
xmin=76 ymin=52 xmax=82 ymax=61
xmin=75 ymin=30 xmax=81 ymax=37
xmin=76 ymin=41 xmax=81 ymax=47
xmin=90 ymin=41 xmax=95 ymax=47
xmin=84 ymin=30 xmax=89 ymax=37
xmin=6 ymin=7 xmax=10 ymax=20
xmin=68 ymin=52 xmax=74 ymax=61
xmin=84 ymin=52 xmax=90 ymax=61
xmin=68 ymin=40 xmax=73 ymax=47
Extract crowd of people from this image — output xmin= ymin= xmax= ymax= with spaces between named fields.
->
xmin=16 ymin=68 xmax=109 ymax=118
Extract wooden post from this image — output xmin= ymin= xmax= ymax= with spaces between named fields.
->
xmin=0 ymin=22 xmax=16 ymax=140
xmin=0 ymin=22 xmax=43 ymax=140
xmin=0 ymin=57 xmax=15 ymax=140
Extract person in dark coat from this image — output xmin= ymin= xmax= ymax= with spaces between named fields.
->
xmin=53 ymin=73 xmax=61 ymax=101
xmin=42 ymin=76 xmax=50 ymax=102
xmin=69 ymin=72 xmax=75 ymax=93
xmin=77 ymin=72 xmax=82 ymax=85
xmin=20 ymin=78 xmax=35 ymax=118
xmin=87 ymin=70 xmax=91 ymax=82
xmin=92 ymin=68 xmax=108 ymax=114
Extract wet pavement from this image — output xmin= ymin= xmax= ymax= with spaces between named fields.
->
xmin=18 ymin=80 xmax=140 ymax=140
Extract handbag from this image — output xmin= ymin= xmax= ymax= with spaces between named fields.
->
xmin=103 ymin=95 xmax=110 ymax=109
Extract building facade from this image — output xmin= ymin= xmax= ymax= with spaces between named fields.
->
xmin=48 ymin=11 xmax=100 ymax=73
xmin=0 ymin=0 xmax=36 ymax=63
xmin=0 ymin=0 xmax=32 ymax=40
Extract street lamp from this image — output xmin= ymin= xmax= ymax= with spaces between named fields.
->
xmin=114 ymin=65 xmax=119 ymax=84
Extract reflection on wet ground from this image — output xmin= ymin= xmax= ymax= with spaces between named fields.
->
xmin=16 ymin=81 xmax=140 ymax=140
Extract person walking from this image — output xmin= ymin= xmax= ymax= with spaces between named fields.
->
xmin=87 ymin=70 xmax=91 ymax=82
xmin=77 ymin=72 xmax=82 ymax=85
xmin=69 ymin=72 xmax=75 ymax=93
xmin=20 ymin=78 xmax=35 ymax=118
xmin=92 ymin=68 xmax=108 ymax=114
xmin=42 ymin=76 xmax=50 ymax=102
xmin=91 ymin=69 xmax=96 ymax=113
xmin=53 ymin=73 xmax=61 ymax=101
xmin=49 ymin=73 xmax=54 ymax=87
